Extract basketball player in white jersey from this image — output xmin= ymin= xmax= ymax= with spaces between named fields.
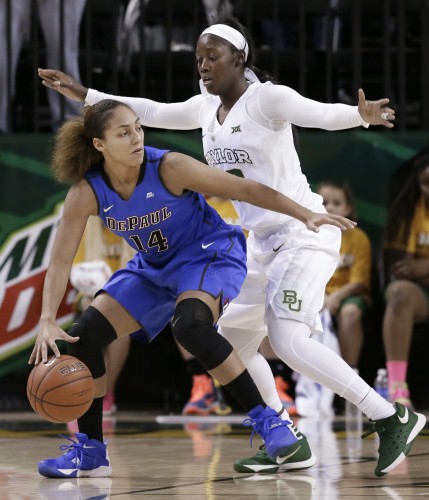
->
xmin=38 ymin=18 xmax=426 ymax=478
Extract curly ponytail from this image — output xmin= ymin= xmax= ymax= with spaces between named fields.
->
xmin=51 ymin=99 xmax=132 ymax=184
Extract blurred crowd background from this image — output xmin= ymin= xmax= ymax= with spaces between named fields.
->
xmin=2 ymin=0 xmax=429 ymax=133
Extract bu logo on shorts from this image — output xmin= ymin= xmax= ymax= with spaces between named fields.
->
xmin=282 ymin=290 xmax=302 ymax=312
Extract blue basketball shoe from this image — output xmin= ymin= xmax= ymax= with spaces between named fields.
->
xmin=243 ymin=405 xmax=300 ymax=461
xmin=38 ymin=433 xmax=112 ymax=478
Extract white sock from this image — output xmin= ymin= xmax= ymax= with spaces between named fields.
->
xmin=357 ymin=389 xmax=395 ymax=421
xmin=246 ymin=353 xmax=288 ymax=416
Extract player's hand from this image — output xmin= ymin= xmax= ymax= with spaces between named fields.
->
xmin=305 ymin=212 xmax=357 ymax=232
xmin=38 ymin=68 xmax=88 ymax=102
xmin=28 ymin=319 xmax=79 ymax=366
xmin=357 ymin=88 xmax=395 ymax=128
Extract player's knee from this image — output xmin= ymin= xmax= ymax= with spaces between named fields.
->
xmin=68 ymin=306 xmax=117 ymax=378
xmin=171 ymin=298 xmax=233 ymax=371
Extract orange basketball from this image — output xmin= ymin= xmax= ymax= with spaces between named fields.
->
xmin=27 ymin=355 xmax=95 ymax=423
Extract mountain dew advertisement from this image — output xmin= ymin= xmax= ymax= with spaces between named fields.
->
xmin=0 ymin=136 xmax=74 ymax=373
xmin=0 ymin=203 xmax=76 ymax=363
xmin=0 ymin=130 xmax=427 ymax=377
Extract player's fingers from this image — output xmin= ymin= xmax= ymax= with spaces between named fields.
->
xmin=64 ymin=334 xmax=80 ymax=343
xmin=37 ymin=68 xmax=49 ymax=77
xmin=41 ymin=343 xmax=48 ymax=364
xmin=307 ymin=223 xmax=320 ymax=233
xmin=334 ymin=221 xmax=347 ymax=230
xmin=335 ymin=215 xmax=356 ymax=228
xmin=41 ymin=80 xmax=56 ymax=90
xmin=38 ymin=67 xmax=55 ymax=74
xmin=34 ymin=346 xmax=42 ymax=365
xmin=377 ymin=97 xmax=390 ymax=107
xmin=50 ymin=341 xmax=61 ymax=360
xmin=38 ymin=69 xmax=59 ymax=83
xmin=326 ymin=216 xmax=349 ymax=230
xmin=28 ymin=348 xmax=35 ymax=365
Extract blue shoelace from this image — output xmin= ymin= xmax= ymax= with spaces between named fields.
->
xmin=57 ymin=434 xmax=86 ymax=468
xmin=242 ymin=415 xmax=288 ymax=448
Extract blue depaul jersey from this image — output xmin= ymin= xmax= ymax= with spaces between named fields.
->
xmin=84 ymin=146 xmax=229 ymax=267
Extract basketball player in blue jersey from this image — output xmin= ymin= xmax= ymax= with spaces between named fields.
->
xmin=38 ymin=18 xmax=426 ymax=478
xmin=29 ymin=99 xmax=355 ymax=478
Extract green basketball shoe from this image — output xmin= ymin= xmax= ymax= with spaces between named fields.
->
xmin=234 ymin=427 xmax=316 ymax=474
xmin=362 ymin=402 xmax=426 ymax=477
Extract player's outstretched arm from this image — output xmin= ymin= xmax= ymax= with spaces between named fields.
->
xmin=38 ymin=68 xmax=88 ymax=102
xmin=161 ymin=152 xmax=357 ymax=233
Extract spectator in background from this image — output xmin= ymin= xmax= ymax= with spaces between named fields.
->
xmin=319 ymin=180 xmax=371 ymax=371
xmin=118 ymin=0 xmax=232 ymax=74
xmin=0 ymin=0 xmax=86 ymax=132
xmin=294 ymin=180 xmax=371 ymax=417
xmin=382 ymin=149 xmax=429 ymax=409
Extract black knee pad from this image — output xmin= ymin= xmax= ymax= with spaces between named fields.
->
xmin=171 ymin=298 xmax=233 ymax=371
xmin=68 ymin=306 xmax=117 ymax=379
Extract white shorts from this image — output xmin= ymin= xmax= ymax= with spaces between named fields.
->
xmin=218 ymin=221 xmax=341 ymax=333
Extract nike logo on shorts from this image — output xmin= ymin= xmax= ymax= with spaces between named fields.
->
xmin=273 ymin=243 xmax=285 ymax=252
xmin=202 ymin=242 xmax=215 ymax=249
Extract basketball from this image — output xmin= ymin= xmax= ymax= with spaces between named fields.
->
xmin=27 ymin=355 xmax=95 ymax=423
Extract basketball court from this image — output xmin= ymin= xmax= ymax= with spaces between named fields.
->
xmin=0 ymin=409 xmax=428 ymax=499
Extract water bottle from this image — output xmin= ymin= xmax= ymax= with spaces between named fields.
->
xmin=374 ymin=368 xmax=389 ymax=400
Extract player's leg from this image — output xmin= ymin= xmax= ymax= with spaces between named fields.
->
xmin=220 ymin=320 xmax=315 ymax=473
xmin=171 ymin=293 xmax=300 ymax=462
xmin=37 ymin=261 xmax=173 ymax=479
xmin=218 ymin=257 xmax=286 ymax=415
xmin=173 ymin=232 xmax=301 ymax=462
xmin=37 ymin=291 xmax=140 ymax=478
xmin=216 ymin=254 xmax=315 ymax=473
xmin=265 ymin=223 xmax=426 ymax=477
xmin=268 ymin=315 xmax=426 ymax=476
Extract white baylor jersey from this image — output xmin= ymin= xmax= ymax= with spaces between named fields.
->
xmin=201 ymin=81 xmax=324 ymax=235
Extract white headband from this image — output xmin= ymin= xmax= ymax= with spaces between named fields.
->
xmin=200 ymin=24 xmax=249 ymax=61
